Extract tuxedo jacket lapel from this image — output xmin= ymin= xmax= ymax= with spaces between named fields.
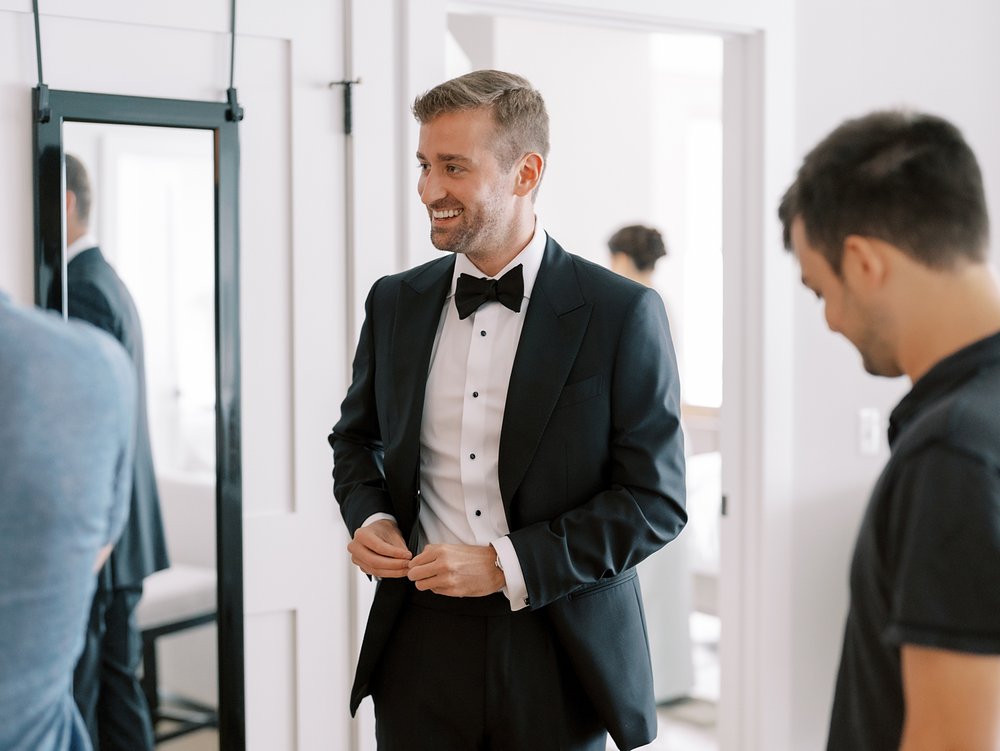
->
xmin=500 ymin=239 xmax=590 ymax=509
xmin=389 ymin=257 xmax=454 ymax=532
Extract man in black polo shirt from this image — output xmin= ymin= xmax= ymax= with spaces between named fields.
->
xmin=779 ymin=111 xmax=1000 ymax=750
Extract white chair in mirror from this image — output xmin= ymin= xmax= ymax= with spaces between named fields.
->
xmin=136 ymin=564 xmax=218 ymax=743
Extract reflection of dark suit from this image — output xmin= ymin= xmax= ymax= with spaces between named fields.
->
xmin=331 ymin=236 xmax=687 ymax=750
xmin=67 ymin=246 xmax=169 ymax=751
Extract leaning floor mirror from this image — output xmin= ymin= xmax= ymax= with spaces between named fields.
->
xmin=33 ymin=89 xmax=245 ymax=750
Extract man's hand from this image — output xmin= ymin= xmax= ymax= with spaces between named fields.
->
xmin=348 ymin=519 xmax=412 ymax=578
xmin=407 ymin=544 xmax=505 ymax=597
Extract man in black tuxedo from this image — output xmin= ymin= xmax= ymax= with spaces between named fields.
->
xmin=64 ymin=154 xmax=170 ymax=751
xmin=330 ymin=70 xmax=686 ymax=751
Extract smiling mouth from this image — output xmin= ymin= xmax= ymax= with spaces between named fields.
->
xmin=431 ymin=208 xmax=463 ymax=220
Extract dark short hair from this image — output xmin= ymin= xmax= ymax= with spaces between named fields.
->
xmin=65 ymin=153 xmax=92 ymax=226
xmin=779 ymin=110 xmax=989 ymax=272
xmin=412 ymin=69 xmax=550 ymax=171
xmin=608 ymin=225 xmax=667 ymax=272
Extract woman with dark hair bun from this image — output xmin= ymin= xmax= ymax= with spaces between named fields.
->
xmin=608 ymin=224 xmax=667 ymax=287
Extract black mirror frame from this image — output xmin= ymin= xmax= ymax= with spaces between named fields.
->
xmin=32 ymin=87 xmax=245 ymax=749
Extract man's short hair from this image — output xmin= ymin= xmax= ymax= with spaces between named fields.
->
xmin=779 ymin=110 xmax=990 ymax=272
xmin=65 ymin=153 xmax=92 ymax=226
xmin=412 ymin=69 xmax=550 ymax=171
xmin=608 ymin=225 xmax=667 ymax=272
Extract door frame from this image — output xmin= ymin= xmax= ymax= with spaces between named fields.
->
xmin=348 ymin=2 xmax=796 ymax=748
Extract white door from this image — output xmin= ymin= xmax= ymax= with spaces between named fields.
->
xmin=236 ymin=1 xmax=358 ymax=749
xmin=4 ymin=0 xmax=358 ymax=748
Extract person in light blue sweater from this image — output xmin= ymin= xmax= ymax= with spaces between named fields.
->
xmin=0 ymin=291 xmax=134 ymax=751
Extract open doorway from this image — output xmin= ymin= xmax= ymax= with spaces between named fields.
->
xmin=447 ymin=15 xmax=724 ymax=751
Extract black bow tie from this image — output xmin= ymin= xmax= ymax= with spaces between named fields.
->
xmin=454 ymin=264 xmax=524 ymax=320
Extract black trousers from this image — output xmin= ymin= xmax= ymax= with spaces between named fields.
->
xmin=371 ymin=586 xmax=607 ymax=751
xmin=73 ymin=577 xmax=154 ymax=751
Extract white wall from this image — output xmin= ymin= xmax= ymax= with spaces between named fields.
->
xmin=0 ymin=3 xmax=46 ymax=302
xmin=790 ymin=0 xmax=1000 ymax=747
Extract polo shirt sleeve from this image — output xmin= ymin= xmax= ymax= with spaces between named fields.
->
xmin=885 ymin=443 xmax=1000 ymax=654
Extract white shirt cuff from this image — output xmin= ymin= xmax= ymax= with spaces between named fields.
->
xmin=491 ymin=535 xmax=529 ymax=612
xmin=361 ymin=512 xmax=396 ymax=528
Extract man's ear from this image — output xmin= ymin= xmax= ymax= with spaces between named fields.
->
xmin=65 ymin=190 xmax=76 ymax=219
xmin=513 ymin=153 xmax=543 ymax=197
xmin=842 ymin=234 xmax=888 ymax=291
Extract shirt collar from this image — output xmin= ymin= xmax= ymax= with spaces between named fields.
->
xmin=448 ymin=218 xmax=547 ymax=300
xmin=67 ymin=233 xmax=99 ymax=262
xmin=66 ymin=232 xmax=97 ymax=263
xmin=888 ymin=329 xmax=1000 ymax=445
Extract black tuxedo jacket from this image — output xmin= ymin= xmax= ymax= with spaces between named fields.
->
xmin=67 ymin=247 xmax=170 ymax=588
xmin=330 ymin=236 xmax=686 ymax=750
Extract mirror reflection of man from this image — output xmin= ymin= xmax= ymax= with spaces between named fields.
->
xmin=64 ymin=153 xmax=170 ymax=751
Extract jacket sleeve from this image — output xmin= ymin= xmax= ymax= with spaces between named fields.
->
xmin=328 ymin=280 xmax=394 ymax=537
xmin=509 ymin=287 xmax=687 ymax=609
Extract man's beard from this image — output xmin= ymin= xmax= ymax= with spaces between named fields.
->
xmin=429 ymin=193 xmax=506 ymax=256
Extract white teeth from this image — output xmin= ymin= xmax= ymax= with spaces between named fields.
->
xmin=432 ymin=208 xmax=463 ymax=219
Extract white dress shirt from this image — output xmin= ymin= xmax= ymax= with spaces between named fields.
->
xmin=67 ymin=233 xmax=99 ymax=262
xmin=365 ymin=221 xmax=547 ymax=612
